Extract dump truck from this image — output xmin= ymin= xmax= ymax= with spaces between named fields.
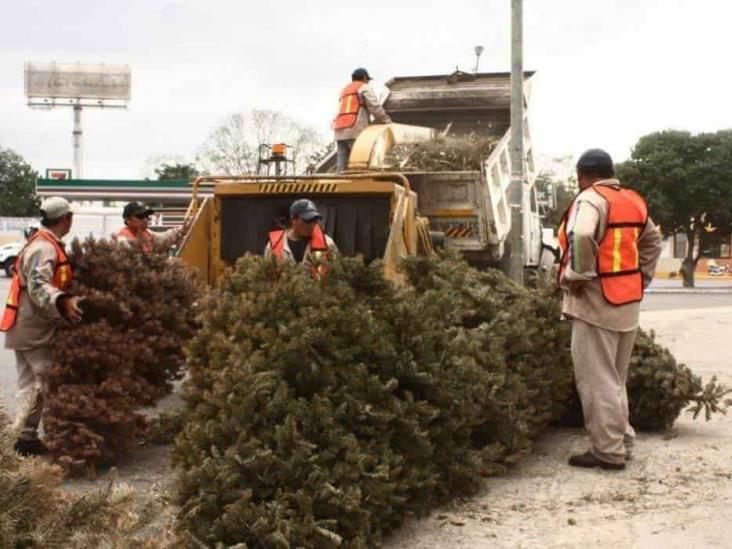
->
xmin=317 ymin=70 xmax=555 ymax=270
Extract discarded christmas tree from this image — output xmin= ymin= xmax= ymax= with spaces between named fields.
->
xmin=384 ymin=134 xmax=497 ymax=171
xmin=174 ymin=251 xmax=728 ymax=547
xmin=0 ymin=395 xmax=162 ymax=547
xmin=43 ymin=238 xmax=199 ymax=473
xmin=627 ymin=329 xmax=729 ymax=430
xmin=175 ymin=257 xmax=496 ymax=547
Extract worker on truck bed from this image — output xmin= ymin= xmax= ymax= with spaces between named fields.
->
xmin=557 ymin=149 xmax=662 ymax=471
xmin=1 ymin=197 xmax=84 ymax=456
xmin=114 ymin=201 xmax=188 ymax=254
xmin=265 ymin=199 xmax=337 ymax=278
xmin=333 ymin=67 xmax=392 ymax=172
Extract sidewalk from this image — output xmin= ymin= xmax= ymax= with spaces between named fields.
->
xmin=386 ymin=306 xmax=732 ymax=549
xmin=647 ymin=278 xmax=732 ymax=294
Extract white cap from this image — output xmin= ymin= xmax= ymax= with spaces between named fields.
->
xmin=40 ymin=197 xmax=71 ymax=221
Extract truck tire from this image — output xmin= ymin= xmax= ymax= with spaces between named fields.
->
xmin=429 ymin=231 xmax=446 ymax=250
xmin=539 ymin=245 xmax=558 ymax=272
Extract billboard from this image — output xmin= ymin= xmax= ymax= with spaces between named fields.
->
xmin=25 ymin=62 xmax=131 ymax=101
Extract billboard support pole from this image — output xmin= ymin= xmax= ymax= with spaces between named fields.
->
xmin=72 ymin=105 xmax=83 ymax=179
xmin=24 ymin=62 xmax=131 ymax=179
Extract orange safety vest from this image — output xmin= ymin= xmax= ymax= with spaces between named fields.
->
xmin=333 ymin=81 xmax=365 ymax=130
xmin=115 ymin=227 xmax=153 ymax=254
xmin=558 ymin=184 xmax=648 ymax=306
xmin=268 ymin=225 xmax=329 ymax=278
xmin=0 ymin=230 xmax=73 ymax=332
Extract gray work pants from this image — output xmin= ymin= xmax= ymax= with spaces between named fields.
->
xmin=13 ymin=347 xmax=53 ymax=441
xmin=336 ymin=139 xmax=355 ymax=172
xmin=571 ymin=319 xmax=636 ymax=465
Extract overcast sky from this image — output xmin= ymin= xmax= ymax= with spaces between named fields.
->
xmin=1 ymin=0 xmax=730 ymax=179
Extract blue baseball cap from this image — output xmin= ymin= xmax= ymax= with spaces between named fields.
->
xmin=290 ymin=199 xmax=321 ymax=221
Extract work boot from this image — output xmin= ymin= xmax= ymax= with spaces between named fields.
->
xmin=568 ymin=451 xmax=625 ymax=470
xmin=13 ymin=438 xmax=48 ymax=457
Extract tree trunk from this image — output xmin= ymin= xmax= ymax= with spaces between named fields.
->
xmin=680 ymin=258 xmax=696 ymax=287
xmin=681 ymin=229 xmax=699 ymax=288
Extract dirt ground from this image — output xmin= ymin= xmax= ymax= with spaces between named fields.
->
xmin=385 ymin=306 xmax=732 ymax=549
xmin=57 ymin=305 xmax=732 ymax=548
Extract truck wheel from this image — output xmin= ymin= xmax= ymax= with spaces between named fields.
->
xmin=429 ymin=231 xmax=446 ymax=250
xmin=539 ymin=246 xmax=558 ymax=272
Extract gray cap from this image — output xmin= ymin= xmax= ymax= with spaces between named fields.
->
xmin=290 ymin=199 xmax=321 ymax=221
xmin=40 ymin=197 xmax=72 ymax=221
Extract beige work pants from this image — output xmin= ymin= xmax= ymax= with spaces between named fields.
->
xmin=571 ymin=319 xmax=636 ymax=465
xmin=13 ymin=347 xmax=53 ymax=441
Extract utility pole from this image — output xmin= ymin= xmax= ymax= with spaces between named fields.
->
xmin=507 ymin=0 xmax=525 ymax=284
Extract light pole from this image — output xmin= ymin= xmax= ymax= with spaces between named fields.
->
xmin=474 ymin=45 xmax=484 ymax=74
xmin=507 ymin=0 xmax=525 ymax=284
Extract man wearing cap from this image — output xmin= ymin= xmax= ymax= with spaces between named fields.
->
xmin=264 ymin=199 xmax=337 ymax=274
xmin=557 ymin=149 xmax=662 ymax=471
xmin=1 ymin=197 xmax=84 ymax=456
xmin=114 ymin=201 xmax=189 ymax=254
xmin=333 ymin=68 xmax=392 ymax=172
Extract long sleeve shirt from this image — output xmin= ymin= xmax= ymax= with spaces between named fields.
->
xmin=334 ymin=83 xmax=392 ymax=142
xmin=4 ymin=230 xmax=67 ymax=350
xmin=114 ymin=227 xmax=183 ymax=252
xmin=560 ymin=179 xmax=663 ymax=332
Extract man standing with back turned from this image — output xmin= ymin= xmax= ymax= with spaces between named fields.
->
xmin=333 ymin=67 xmax=392 ymax=172
xmin=558 ymin=149 xmax=662 ymax=470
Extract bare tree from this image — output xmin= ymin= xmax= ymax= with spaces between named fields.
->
xmin=198 ymin=109 xmax=326 ymax=175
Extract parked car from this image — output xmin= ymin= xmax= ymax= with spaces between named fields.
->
xmin=0 ymin=241 xmax=22 ymax=277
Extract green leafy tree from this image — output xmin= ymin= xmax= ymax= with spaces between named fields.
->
xmin=155 ymin=162 xmax=199 ymax=181
xmin=0 ymin=147 xmax=40 ymax=216
xmin=617 ymin=130 xmax=732 ymax=287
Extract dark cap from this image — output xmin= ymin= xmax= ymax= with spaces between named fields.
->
xmin=351 ymin=68 xmax=371 ymax=81
xmin=576 ymin=148 xmax=615 ymax=177
xmin=290 ymin=199 xmax=321 ymax=221
xmin=123 ymin=201 xmax=155 ymax=219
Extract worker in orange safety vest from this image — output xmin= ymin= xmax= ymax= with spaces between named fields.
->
xmin=264 ymin=199 xmax=337 ymax=278
xmin=1 ymin=197 xmax=84 ymax=456
xmin=113 ymin=201 xmax=189 ymax=254
xmin=557 ymin=148 xmax=662 ymax=471
xmin=333 ymin=67 xmax=392 ymax=172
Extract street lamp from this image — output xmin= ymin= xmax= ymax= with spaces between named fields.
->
xmin=474 ymin=45 xmax=484 ymax=74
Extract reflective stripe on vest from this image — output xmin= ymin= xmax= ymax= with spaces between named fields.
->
xmin=268 ymin=225 xmax=329 ymax=278
xmin=0 ymin=230 xmax=73 ymax=331
xmin=115 ymin=226 xmax=153 ymax=254
xmin=557 ymin=184 xmax=648 ymax=306
xmin=333 ymin=81 xmax=365 ymax=130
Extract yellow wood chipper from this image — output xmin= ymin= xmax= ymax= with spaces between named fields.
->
xmin=178 ymin=123 xmax=437 ymax=284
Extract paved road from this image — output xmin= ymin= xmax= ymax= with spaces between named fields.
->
xmin=1 ymin=275 xmax=732 ymax=413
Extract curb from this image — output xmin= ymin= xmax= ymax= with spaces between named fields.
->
xmin=646 ymin=288 xmax=732 ymax=294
